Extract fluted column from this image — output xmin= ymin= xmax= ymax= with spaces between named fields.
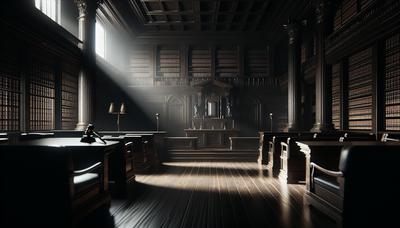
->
xmin=312 ymin=0 xmax=334 ymax=132
xmin=75 ymin=0 xmax=99 ymax=130
xmin=286 ymin=22 xmax=301 ymax=131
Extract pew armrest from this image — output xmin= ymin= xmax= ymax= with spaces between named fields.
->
xmin=310 ymin=162 xmax=343 ymax=177
xmin=73 ymin=162 xmax=102 ymax=176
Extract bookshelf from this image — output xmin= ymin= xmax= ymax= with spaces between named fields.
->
xmin=28 ymin=62 xmax=55 ymax=131
xmin=0 ymin=68 xmax=20 ymax=131
xmin=216 ymin=46 xmax=238 ymax=78
xmin=245 ymin=47 xmax=269 ymax=77
xmin=334 ymin=0 xmax=358 ymax=31
xmin=189 ymin=47 xmax=212 ymax=78
xmin=332 ymin=63 xmax=341 ymax=130
xmin=385 ymin=33 xmax=400 ymax=131
xmin=61 ymin=71 xmax=78 ymax=130
xmin=156 ymin=46 xmax=181 ymax=77
xmin=128 ymin=47 xmax=152 ymax=78
xmin=347 ymin=48 xmax=373 ymax=130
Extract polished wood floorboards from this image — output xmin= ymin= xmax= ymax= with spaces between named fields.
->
xmin=100 ymin=162 xmax=335 ymax=228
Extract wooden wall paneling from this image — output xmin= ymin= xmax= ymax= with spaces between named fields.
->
xmin=384 ymin=33 xmax=400 ymax=131
xmin=238 ymin=45 xmax=244 ymax=77
xmin=211 ymin=46 xmax=216 ymax=79
xmin=181 ymin=45 xmax=189 ymax=79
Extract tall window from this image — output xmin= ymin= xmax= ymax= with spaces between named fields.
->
xmin=34 ymin=0 xmax=60 ymax=23
xmin=95 ymin=22 xmax=106 ymax=59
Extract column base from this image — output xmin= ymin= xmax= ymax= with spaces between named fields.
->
xmin=311 ymin=123 xmax=335 ymax=132
xmin=288 ymin=123 xmax=299 ymax=132
xmin=75 ymin=122 xmax=88 ymax=131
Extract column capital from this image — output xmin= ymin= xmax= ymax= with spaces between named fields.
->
xmin=313 ymin=0 xmax=331 ymax=24
xmin=74 ymin=0 xmax=103 ymax=17
xmin=284 ymin=21 xmax=304 ymax=44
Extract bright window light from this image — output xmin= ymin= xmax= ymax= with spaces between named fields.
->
xmin=95 ymin=22 xmax=106 ymax=59
xmin=35 ymin=0 xmax=58 ymax=23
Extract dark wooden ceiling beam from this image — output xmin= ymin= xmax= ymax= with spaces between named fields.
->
xmin=144 ymin=21 xmax=250 ymax=26
xmin=158 ymin=0 xmax=173 ymax=30
xmin=139 ymin=0 xmax=160 ymax=30
xmin=239 ymin=0 xmax=255 ymax=31
xmin=212 ymin=0 xmax=221 ymax=31
xmin=193 ymin=0 xmax=201 ymax=31
xmin=251 ymin=0 xmax=271 ymax=32
xmin=142 ymin=0 xmax=241 ymax=2
xmin=226 ymin=0 xmax=239 ymax=31
xmin=147 ymin=10 xmax=263 ymax=16
xmin=177 ymin=1 xmax=184 ymax=31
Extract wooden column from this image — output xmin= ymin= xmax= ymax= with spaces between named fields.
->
xmin=286 ymin=22 xmax=302 ymax=131
xmin=312 ymin=0 xmax=334 ymax=132
xmin=75 ymin=0 xmax=99 ymax=130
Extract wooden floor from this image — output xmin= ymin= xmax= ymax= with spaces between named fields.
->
xmin=85 ymin=162 xmax=336 ymax=228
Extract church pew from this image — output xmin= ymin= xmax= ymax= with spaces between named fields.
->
xmin=125 ymin=133 xmax=159 ymax=172
xmin=101 ymin=135 xmax=141 ymax=197
xmin=258 ymin=132 xmax=299 ymax=166
xmin=100 ymin=131 xmax=167 ymax=163
xmin=0 ymin=133 xmax=8 ymax=143
xmin=297 ymin=141 xmax=400 ymax=227
xmin=267 ymin=132 xmax=315 ymax=177
xmin=279 ymin=132 xmax=376 ymax=184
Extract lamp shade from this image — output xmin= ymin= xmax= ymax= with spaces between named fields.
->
xmin=120 ymin=102 xmax=126 ymax=114
xmin=108 ymin=102 xmax=115 ymax=114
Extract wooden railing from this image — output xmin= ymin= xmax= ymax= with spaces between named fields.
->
xmin=128 ymin=76 xmax=280 ymax=89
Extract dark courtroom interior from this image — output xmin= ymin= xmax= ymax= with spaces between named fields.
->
xmin=1 ymin=0 xmax=400 ymax=227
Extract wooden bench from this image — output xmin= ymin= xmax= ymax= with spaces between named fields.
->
xmin=297 ymin=141 xmax=400 ymax=227
xmin=279 ymin=132 xmax=376 ymax=184
xmin=258 ymin=132 xmax=299 ymax=167
xmin=101 ymin=135 xmax=141 ymax=197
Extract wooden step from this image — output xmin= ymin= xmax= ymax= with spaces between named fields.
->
xmin=167 ymin=149 xmax=259 ymax=162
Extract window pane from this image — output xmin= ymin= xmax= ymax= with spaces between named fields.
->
xmin=35 ymin=0 xmax=57 ymax=22
xmin=96 ymin=22 xmax=105 ymax=58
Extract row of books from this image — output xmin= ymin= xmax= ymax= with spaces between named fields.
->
xmin=385 ymin=33 xmax=400 ymax=131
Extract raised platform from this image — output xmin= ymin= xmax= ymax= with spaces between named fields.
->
xmin=168 ymin=148 xmax=259 ymax=162
xmin=184 ymin=129 xmax=239 ymax=148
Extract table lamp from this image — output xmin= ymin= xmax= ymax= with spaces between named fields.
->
xmin=108 ymin=102 xmax=126 ymax=131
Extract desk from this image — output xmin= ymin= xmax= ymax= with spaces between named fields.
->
xmin=0 ymin=137 xmax=119 ymax=227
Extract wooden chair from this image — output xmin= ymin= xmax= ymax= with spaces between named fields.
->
xmin=304 ymin=144 xmax=400 ymax=227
